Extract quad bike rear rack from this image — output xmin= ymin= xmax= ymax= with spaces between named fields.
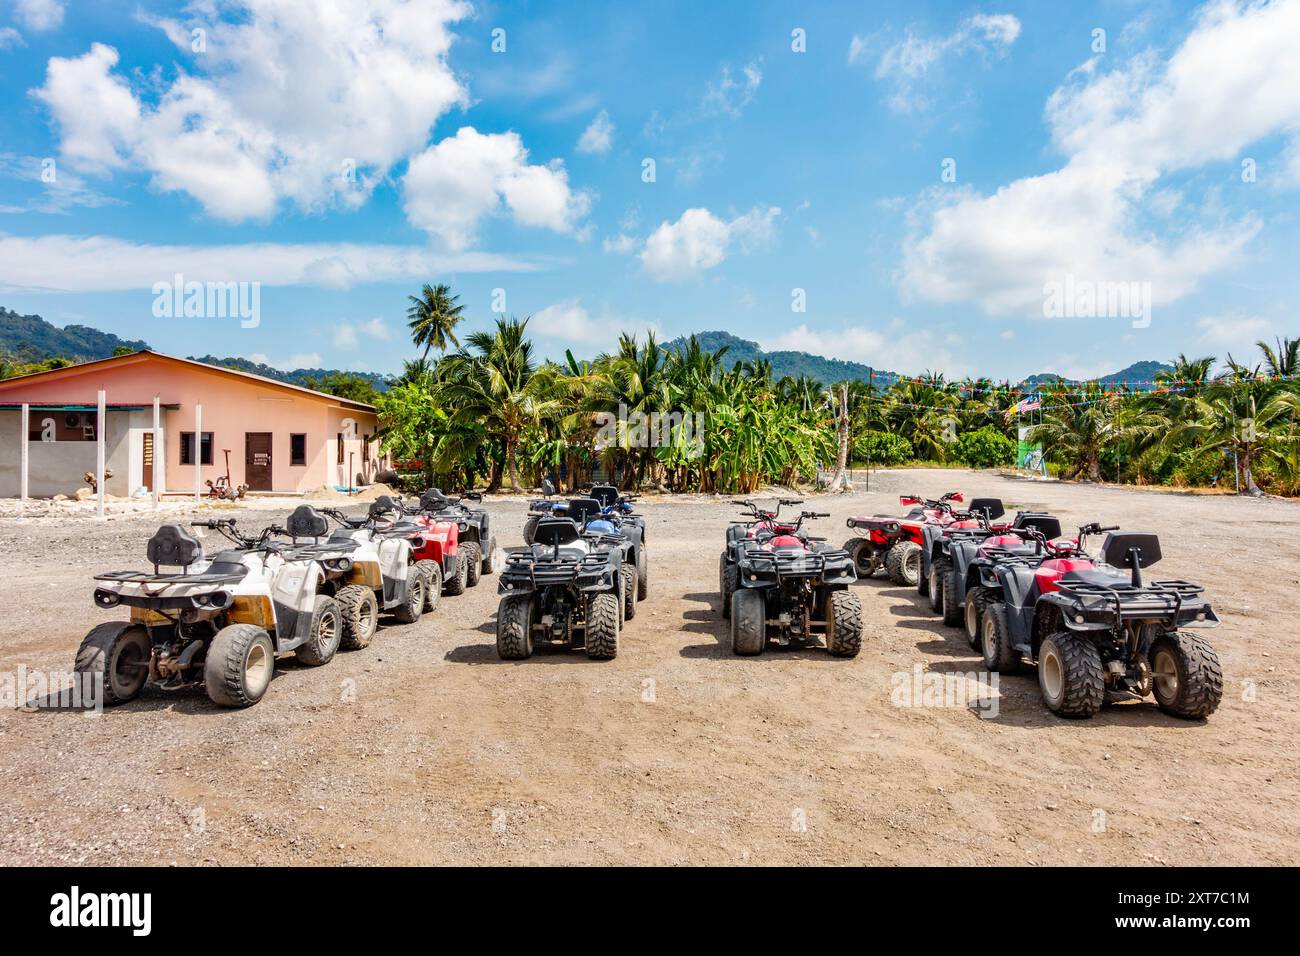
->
xmin=502 ymin=550 xmax=611 ymax=588
xmin=94 ymin=569 xmax=247 ymax=586
xmin=1053 ymin=579 xmax=1209 ymax=628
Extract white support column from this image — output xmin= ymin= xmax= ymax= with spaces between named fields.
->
xmin=96 ymin=389 xmax=106 ymax=519
xmin=19 ymin=403 xmax=29 ymax=503
xmin=194 ymin=403 xmax=203 ymax=504
xmin=152 ymin=395 xmax=161 ymax=509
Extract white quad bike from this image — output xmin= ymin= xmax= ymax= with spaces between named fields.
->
xmin=290 ymin=502 xmax=430 ymax=646
xmin=77 ymin=518 xmax=354 ymax=708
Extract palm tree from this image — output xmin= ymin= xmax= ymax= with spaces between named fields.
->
xmin=439 ymin=317 xmax=558 ymax=491
xmin=406 ymin=283 xmax=466 ymax=359
xmin=1257 ymin=336 xmax=1299 ymax=379
xmin=1029 ymin=383 xmax=1114 ymax=481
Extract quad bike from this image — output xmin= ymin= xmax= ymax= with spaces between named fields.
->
xmin=495 ymin=511 xmax=626 ymax=660
xmin=968 ymin=523 xmax=1223 ymax=720
xmin=76 ymin=517 xmax=352 ymax=708
xmin=358 ymin=495 xmax=466 ymax=607
xmin=719 ymin=498 xmax=809 ymax=618
xmin=843 ymin=491 xmax=968 ymax=587
xmin=418 ymin=488 xmax=500 ymax=594
xmin=727 ymin=510 xmax=862 ymax=657
xmin=524 ymin=481 xmax=645 ymax=545
xmin=564 ymin=496 xmax=646 ymax=621
xmin=299 ymin=501 xmax=430 ymax=647
xmin=921 ymin=501 xmax=1063 ymax=628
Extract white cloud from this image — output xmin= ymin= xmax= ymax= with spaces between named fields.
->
xmin=900 ymin=0 xmax=1300 ymax=319
xmin=0 ymin=234 xmax=538 ymax=294
xmin=360 ymin=318 xmax=391 ymax=341
xmin=0 ymin=27 xmax=25 ymax=49
xmin=577 ymin=110 xmax=614 ymax=155
xmin=0 ymin=153 xmax=123 ymax=213
xmin=638 ymin=206 xmax=780 ymax=281
xmin=863 ymin=12 xmax=1021 ymax=112
xmin=701 ymin=60 xmax=762 ymax=118
xmin=530 ymin=298 xmax=659 ymax=349
xmin=333 ymin=325 xmax=359 ymax=349
xmin=602 ymin=233 xmax=638 ymax=254
xmin=32 ymin=1 xmax=470 ymax=220
xmin=402 ymin=127 xmax=592 ymax=250
xmin=1196 ymin=313 xmax=1271 ymax=353
xmin=762 ymin=322 xmax=969 ymax=378
xmin=333 ymin=316 xmax=391 ymax=350
xmin=248 ymin=352 xmax=323 ymax=372
xmin=16 ymin=0 xmax=63 ymax=32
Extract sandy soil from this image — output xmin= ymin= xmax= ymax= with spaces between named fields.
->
xmin=0 ymin=468 xmax=1296 ymax=866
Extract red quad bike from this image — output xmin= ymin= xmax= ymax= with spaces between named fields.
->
xmin=970 ymin=523 xmax=1223 ymax=720
xmin=843 ymin=491 xmax=969 ymax=587
xmin=727 ymin=510 xmax=862 ymax=657
xmin=377 ymin=496 xmax=470 ymax=601
xmin=719 ymin=498 xmax=807 ymax=618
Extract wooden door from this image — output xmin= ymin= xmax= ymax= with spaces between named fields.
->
xmin=245 ymin=432 xmax=273 ymax=491
xmin=141 ymin=432 xmax=154 ymax=491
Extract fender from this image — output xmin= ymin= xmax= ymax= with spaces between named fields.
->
xmin=270 ymin=561 xmax=326 ymax=651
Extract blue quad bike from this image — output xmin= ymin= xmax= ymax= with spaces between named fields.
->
xmin=966 ymin=524 xmax=1223 ymax=720
xmin=495 ymin=498 xmax=643 ymax=660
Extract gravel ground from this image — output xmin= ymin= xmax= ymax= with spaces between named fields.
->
xmin=0 ymin=467 xmax=1296 ymax=866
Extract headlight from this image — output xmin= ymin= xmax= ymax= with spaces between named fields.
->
xmin=1073 ymin=613 xmax=1085 ymax=624
xmin=194 ymin=593 xmax=210 ymax=606
xmin=94 ymin=589 xmax=120 ymax=608
xmin=458 ymin=522 xmax=468 ymax=532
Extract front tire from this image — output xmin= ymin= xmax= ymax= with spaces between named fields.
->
xmin=294 ymin=595 xmax=341 ymax=666
xmin=75 ymin=622 xmax=150 ymax=705
xmin=481 ymin=536 xmax=500 ymax=575
xmin=336 ymin=584 xmax=379 ymax=650
xmin=731 ymin=588 xmax=766 ymax=656
xmin=636 ymin=546 xmax=648 ymax=600
xmin=443 ymin=552 xmax=468 ymax=596
xmin=843 ymin=537 xmax=875 ymax=578
xmin=719 ymin=552 xmax=738 ymax=619
xmin=522 ymin=516 xmax=540 ymax=546
xmin=462 ymin=542 xmax=482 ymax=588
xmin=964 ymin=586 xmax=987 ymax=648
xmin=941 ymin=565 xmax=963 ymax=626
xmin=584 ymin=592 xmax=620 ymax=660
xmin=980 ymin=601 xmax=1021 ymax=673
xmin=886 ymin=540 xmax=922 ymax=586
xmin=204 ymin=624 xmax=274 ymax=708
xmin=1037 ymin=632 xmax=1104 ymax=718
xmin=927 ymin=560 xmax=946 ymax=613
xmin=496 ymin=594 xmax=535 ymax=660
xmin=415 ymin=559 xmax=443 ymax=613
xmin=1150 ymin=631 xmax=1223 ymax=719
xmin=391 ymin=566 xmax=425 ymax=624
xmin=825 ymin=590 xmax=863 ymax=658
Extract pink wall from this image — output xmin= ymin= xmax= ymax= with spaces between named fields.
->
xmin=0 ymin=354 xmax=381 ymax=493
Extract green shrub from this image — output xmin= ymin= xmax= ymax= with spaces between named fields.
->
xmin=853 ymin=430 xmax=913 ymax=466
xmin=950 ymin=426 xmax=1016 ymax=469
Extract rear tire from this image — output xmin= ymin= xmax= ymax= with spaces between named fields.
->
xmin=886 ymin=540 xmax=922 ymax=586
xmin=584 ymin=592 xmax=620 ymax=660
xmin=731 ymin=588 xmax=766 ymax=656
xmin=293 ymin=595 xmax=341 ymax=666
xmin=621 ymin=563 xmax=637 ymax=621
xmin=1150 ymin=631 xmax=1223 ymax=719
xmin=719 ymin=552 xmax=738 ymax=619
xmin=843 ymin=537 xmax=875 ymax=578
xmin=75 ymin=622 xmax=150 ymax=706
xmin=481 ymin=536 xmax=499 ymax=575
xmin=1037 ymin=632 xmax=1104 ymax=718
xmin=336 ymin=584 xmax=379 ymax=650
xmin=462 ymin=542 xmax=482 ymax=588
xmin=496 ymin=594 xmax=534 ymax=660
xmin=415 ymin=559 xmax=442 ymax=613
xmin=522 ymin=516 xmax=540 ymax=546
xmin=980 ymin=602 xmax=1021 ymax=673
xmin=204 ymin=624 xmax=274 ymax=708
xmin=636 ymin=546 xmax=648 ymax=600
xmin=825 ymin=590 xmax=863 ymax=658
xmin=391 ymin=566 xmax=425 ymax=624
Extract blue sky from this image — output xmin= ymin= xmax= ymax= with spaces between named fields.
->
xmin=1 ymin=0 xmax=1298 ymax=380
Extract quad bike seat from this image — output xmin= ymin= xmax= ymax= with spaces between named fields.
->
xmin=531 ymin=518 xmax=588 ymax=557
xmin=1012 ymin=513 xmax=1062 ymax=540
xmin=967 ymin=497 xmax=1006 ymax=521
xmin=286 ymin=505 xmax=329 ymax=539
xmin=589 ymin=485 xmax=620 ymax=508
xmin=147 ymin=524 xmax=203 ymax=568
xmin=566 ymin=497 xmax=604 ymax=524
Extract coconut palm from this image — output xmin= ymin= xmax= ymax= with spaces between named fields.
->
xmin=406 ymin=283 xmax=466 ymax=359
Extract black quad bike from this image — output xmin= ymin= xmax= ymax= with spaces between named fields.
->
xmin=494 ymin=510 xmax=627 ymax=661
xmin=76 ymin=518 xmax=350 ymax=708
xmin=727 ymin=510 xmax=862 ymax=657
xmin=969 ymin=524 xmax=1223 ymax=720
xmin=922 ymin=502 xmax=1063 ymax=628
xmin=719 ymin=498 xmax=806 ymax=618
xmin=418 ymin=487 xmax=500 ymax=591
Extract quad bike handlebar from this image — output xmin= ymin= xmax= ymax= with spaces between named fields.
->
xmin=190 ymin=519 xmax=286 ymax=550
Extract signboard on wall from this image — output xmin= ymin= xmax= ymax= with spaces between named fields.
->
xmin=1017 ymin=426 xmax=1045 ymax=474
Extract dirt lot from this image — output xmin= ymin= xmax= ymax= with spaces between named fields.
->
xmin=0 ymin=468 xmax=1296 ymax=866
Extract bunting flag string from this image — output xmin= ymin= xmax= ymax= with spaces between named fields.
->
xmin=871 ymin=370 xmax=1296 ymax=398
